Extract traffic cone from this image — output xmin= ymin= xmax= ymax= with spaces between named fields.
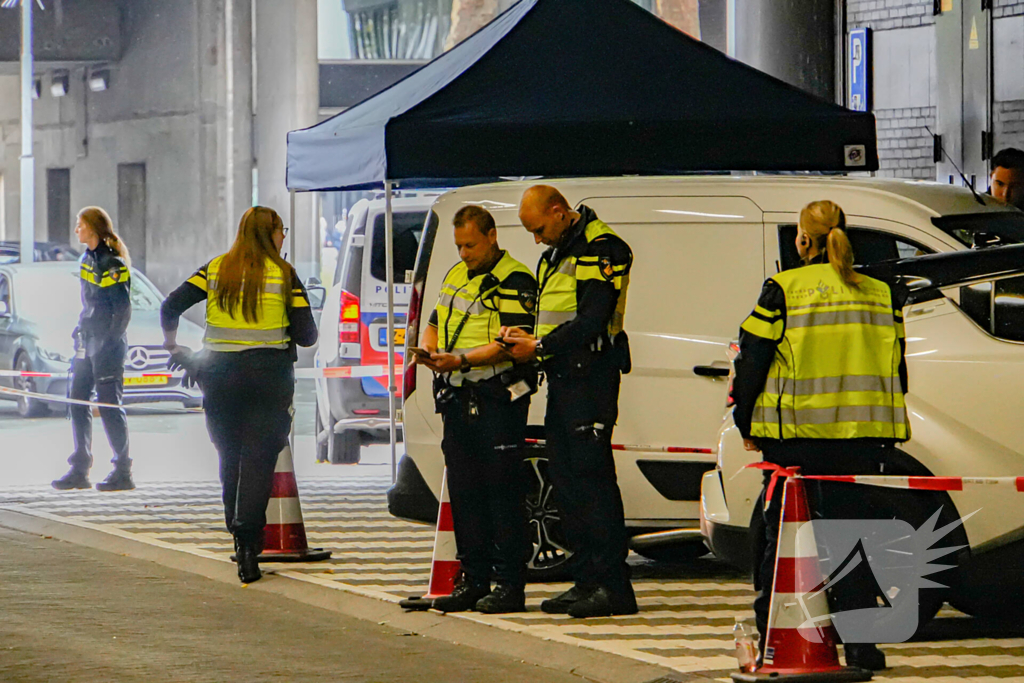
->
xmin=733 ymin=474 xmax=872 ymax=683
xmin=258 ymin=443 xmax=331 ymax=562
xmin=400 ymin=468 xmax=460 ymax=610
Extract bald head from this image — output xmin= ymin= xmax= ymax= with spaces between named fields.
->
xmin=518 ymin=185 xmax=578 ymax=246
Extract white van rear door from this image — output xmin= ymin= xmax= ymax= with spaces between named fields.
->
xmin=581 ymin=196 xmax=765 ymax=518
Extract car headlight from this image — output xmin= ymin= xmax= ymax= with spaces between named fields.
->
xmin=39 ymin=348 xmax=71 ymax=364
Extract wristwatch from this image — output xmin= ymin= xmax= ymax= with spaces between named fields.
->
xmin=459 ymin=354 xmax=472 ymax=373
xmin=534 ymin=339 xmax=546 ymax=356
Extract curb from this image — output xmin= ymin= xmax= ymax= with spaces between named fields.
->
xmin=0 ymin=507 xmax=697 ymax=683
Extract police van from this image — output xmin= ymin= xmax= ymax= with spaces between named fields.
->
xmin=390 ymin=176 xmax=1024 ymax=592
xmin=314 ymin=193 xmax=439 ymax=464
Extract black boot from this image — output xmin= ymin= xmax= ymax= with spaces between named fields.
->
xmin=475 ymin=583 xmax=526 ymax=614
xmin=52 ymin=468 xmax=91 ymax=491
xmin=845 ymin=644 xmax=886 ymax=671
xmin=540 ymin=585 xmax=596 ymax=614
xmin=568 ymin=585 xmax=638 ymax=618
xmin=431 ymin=581 xmax=490 ymax=613
xmin=236 ymin=544 xmax=262 ymax=584
xmin=95 ymin=469 xmax=135 ymax=492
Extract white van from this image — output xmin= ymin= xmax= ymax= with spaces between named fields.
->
xmin=389 ymin=176 xmax=1024 ymax=589
xmin=314 ymin=193 xmax=439 ymax=463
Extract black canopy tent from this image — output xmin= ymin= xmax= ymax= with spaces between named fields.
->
xmin=286 ymin=0 xmax=879 ymax=477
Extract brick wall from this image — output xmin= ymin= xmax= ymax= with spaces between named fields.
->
xmin=996 ymin=100 xmax=1024 ymax=151
xmin=994 ymin=0 xmax=1024 ymax=19
xmin=875 ymin=107 xmax=937 ymax=179
xmin=848 ymin=0 xmax=934 ymax=30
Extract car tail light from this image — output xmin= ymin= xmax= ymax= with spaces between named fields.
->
xmin=339 ymin=290 xmax=360 ymax=344
xmin=403 ymin=281 xmax=424 ymax=398
xmin=725 ymin=341 xmax=740 ymax=407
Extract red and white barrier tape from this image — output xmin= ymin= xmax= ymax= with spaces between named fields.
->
xmin=526 ymin=437 xmax=713 ymax=455
xmin=747 ymin=462 xmax=1024 ymax=507
xmin=0 ymin=385 xmax=184 ymax=412
xmin=0 ymin=365 xmax=402 ymax=381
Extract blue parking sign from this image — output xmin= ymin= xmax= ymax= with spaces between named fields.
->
xmin=848 ymin=28 xmax=870 ymax=112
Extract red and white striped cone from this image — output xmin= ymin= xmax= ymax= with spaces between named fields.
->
xmin=400 ymin=468 xmax=460 ymax=610
xmin=734 ymin=475 xmax=872 ymax=683
xmin=258 ymin=443 xmax=331 ymax=562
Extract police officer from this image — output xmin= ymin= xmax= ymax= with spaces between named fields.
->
xmin=502 ymin=185 xmax=636 ymax=619
xmin=160 ymin=207 xmax=317 ymax=584
xmin=732 ymin=200 xmax=909 ymax=671
xmin=53 ymin=207 xmax=134 ymax=492
xmin=417 ymin=205 xmax=538 ymax=614
xmin=989 ymin=147 xmax=1024 ymax=210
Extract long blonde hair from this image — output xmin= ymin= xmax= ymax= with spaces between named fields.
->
xmin=78 ymin=207 xmax=131 ymax=268
xmin=215 ymin=206 xmax=294 ymax=323
xmin=799 ymin=200 xmax=860 ymax=287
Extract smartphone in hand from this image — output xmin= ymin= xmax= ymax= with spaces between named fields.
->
xmin=408 ymin=347 xmax=432 ymax=360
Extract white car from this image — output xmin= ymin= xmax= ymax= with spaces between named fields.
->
xmin=390 ymin=175 xmax=1024 ymax=583
xmin=702 ymin=242 xmax=1024 ymax=622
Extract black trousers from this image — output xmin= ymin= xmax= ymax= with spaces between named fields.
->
xmin=545 ymin=356 xmax=631 ymax=592
xmin=753 ymin=439 xmax=896 ymax=644
xmin=201 ymin=353 xmax=294 ymax=546
xmin=441 ymin=385 xmax=531 ymax=588
xmin=68 ymin=343 xmax=130 ymax=474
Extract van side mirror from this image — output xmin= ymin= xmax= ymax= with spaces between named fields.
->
xmin=304 ymin=278 xmax=326 ymax=310
xmin=972 ymin=231 xmax=1002 ymax=249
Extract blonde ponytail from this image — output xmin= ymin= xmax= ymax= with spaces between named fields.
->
xmin=79 ymin=206 xmax=131 ymax=269
xmin=798 ymin=200 xmax=860 ymax=288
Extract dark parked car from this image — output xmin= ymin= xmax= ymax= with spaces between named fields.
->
xmin=0 ymin=262 xmax=204 ymax=417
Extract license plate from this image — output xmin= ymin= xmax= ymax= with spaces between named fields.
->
xmin=378 ymin=328 xmax=406 ymax=346
xmin=124 ymin=376 xmax=168 ymax=387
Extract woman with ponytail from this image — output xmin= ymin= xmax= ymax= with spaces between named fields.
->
xmin=160 ymin=207 xmax=318 ymax=584
xmin=730 ymin=200 xmax=911 ymax=672
xmin=52 ymin=207 xmax=135 ymax=492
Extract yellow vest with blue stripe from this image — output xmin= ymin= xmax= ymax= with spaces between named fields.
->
xmin=536 ymin=218 xmax=629 ymax=341
xmin=200 ymin=255 xmax=298 ymax=352
xmin=434 ymin=251 xmax=533 ymax=386
xmin=742 ymin=263 xmax=909 ymax=440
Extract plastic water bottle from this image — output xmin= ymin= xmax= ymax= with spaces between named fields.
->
xmin=733 ymin=617 xmax=758 ymax=673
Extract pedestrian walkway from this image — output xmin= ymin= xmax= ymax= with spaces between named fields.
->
xmin=1 ymin=478 xmax=1022 ymax=680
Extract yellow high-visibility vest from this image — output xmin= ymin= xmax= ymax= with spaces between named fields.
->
xmin=536 ymin=218 xmax=629 ymax=341
xmin=202 ymin=255 xmax=293 ymax=352
xmin=434 ymin=251 xmax=534 ymax=386
xmin=742 ymin=263 xmax=909 ymax=440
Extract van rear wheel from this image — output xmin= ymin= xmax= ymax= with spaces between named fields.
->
xmin=523 ymin=452 xmax=576 ymax=582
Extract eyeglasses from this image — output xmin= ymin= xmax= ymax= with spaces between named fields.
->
xmin=279 ymin=227 xmax=290 ymax=237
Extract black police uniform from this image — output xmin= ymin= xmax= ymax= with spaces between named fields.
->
xmin=160 ymin=262 xmax=318 ymax=552
xmin=535 ymin=206 xmax=635 ymax=614
xmin=58 ymin=242 xmax=133 ymax=490
xmin=427 ymin=255 xmax=538 ymax=603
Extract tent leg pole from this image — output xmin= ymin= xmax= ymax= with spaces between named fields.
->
xmin=384 ymin=180 xmax=398 ymax=484
xmin=288 ymin=189 xmax=296 ymax=456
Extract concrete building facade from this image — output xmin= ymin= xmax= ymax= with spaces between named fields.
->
xmin=0 ymin=0 xmax=317 ymax=293
xmin=848 ymin=0 xmax=1024 ymax=183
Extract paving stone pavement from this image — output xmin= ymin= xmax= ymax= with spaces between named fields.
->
xmin=2 ymin=477 xmax=1022 ymax=681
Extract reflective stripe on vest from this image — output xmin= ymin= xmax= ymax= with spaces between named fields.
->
xmin=433 ymin=251 xmax=533 ymax=386
xmin=747 ymin=263 xmax=909 ymax=441
xmin=203 ymin=255 xmax=291 ymax=352
xmin=536 ymin=219 xmax=629 ymax=342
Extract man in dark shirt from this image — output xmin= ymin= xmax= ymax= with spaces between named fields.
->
xmin=503 ymin=185 xmax=636 ymax=618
